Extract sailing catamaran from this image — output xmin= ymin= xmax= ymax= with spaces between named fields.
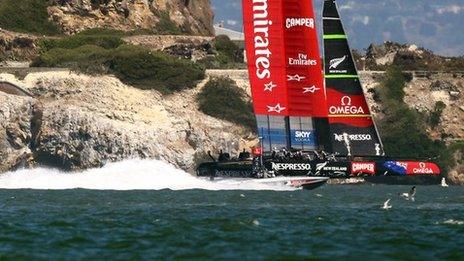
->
xmin=196 ymin=0 xmax=441 ymax=186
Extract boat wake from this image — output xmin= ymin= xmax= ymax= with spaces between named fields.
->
xmin=0 ymin=159 xmax=297 ymax=191
xmin=442 ymin=219 xmax=464 ymax=225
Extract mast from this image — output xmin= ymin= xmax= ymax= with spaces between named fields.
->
xmin=322 ymin=0 xmax=385 ymax=157
xmin=242 ymin=0 xmax=327 ymax=152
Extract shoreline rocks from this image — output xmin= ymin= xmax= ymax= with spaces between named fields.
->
xmin=0 ymin=71 xmax=252 ymax=173
xmin=0 ymin=93 xmax=35 ymax=172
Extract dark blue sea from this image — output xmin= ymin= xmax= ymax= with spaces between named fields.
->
xmin=0 ymin=160 xmax=463 ymax=259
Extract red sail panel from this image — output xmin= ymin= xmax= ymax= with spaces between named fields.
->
xmin=283 ymin=0 xmax=327 ymax=117
xmin=243 ymin=0 xmax=288 ymax=116
xmin=328 ymin=116 xmax=374 ymax=128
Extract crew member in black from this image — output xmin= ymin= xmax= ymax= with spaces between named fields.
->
xmin=238 ymin=149 xmax=251 ymax=161
xmin=271 ymin=150 xmax=277 ymax=159
xmin=218 ymin=150 xmax=230 ymax=162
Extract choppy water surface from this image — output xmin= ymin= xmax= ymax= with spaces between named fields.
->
xmin=0 ymin=160 xmax=463 ymax=259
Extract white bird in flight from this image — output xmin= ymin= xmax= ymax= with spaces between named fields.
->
xmin=382 ymin=199 xmax=392 ymax=210
xmin=400 ymin=186 xmax=416 ymax=201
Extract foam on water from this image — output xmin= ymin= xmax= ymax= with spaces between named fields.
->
xmin=0 ymin=159 xmax=296 ymax=191
xmin=442 ymin=219 xmax=464 ymax=225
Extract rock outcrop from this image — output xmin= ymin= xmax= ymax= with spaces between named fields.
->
xmin=0 ymin=30 xmax=39 ymax=63
xmin=403 ymin=74 xmax=464 ymax=140
xmin=0 ymin=71 xmax=253 ymax=172
xmin=363 ymin=42 xmax=464 ymax=71
xmin=124 ymin=35 xmax=214 ymax=61
xmin=0 ymin=92 xmax=34 ymax=172
xmin=47 ymin=0 xmax=214 ymax=36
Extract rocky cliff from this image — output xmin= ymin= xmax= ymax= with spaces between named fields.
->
xmin=47 ymin=0 xmax=214 ymax=35
xmin=360 ymin=42 xmax=464 ymax=71
xmin=359 ymin=71 xmax=464 ymax=141
xmin=0 ymin=30 xmax=39 ymax=63
xmin=0 ymin=89 xmax=34 ymax=173
xmin=0 ymin=71 xmax=253 ymax=173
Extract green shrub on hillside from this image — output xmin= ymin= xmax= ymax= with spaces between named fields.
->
xmin=32 ymin=44 xmax=205 ymax=94
xmin=0 ymin=0 xmax=61 ymax=35
xmin=391 ymin=52 xmax=429 ymax=71
xmin=155 ymin=12 xmax=182 ymax=35
xmin=448 ymin=142 xmax=464 ymax=166
xmin=198 ymin=35 xmax=245 ymax=69
xmin=376 ymin=65 xmax=453 ymax=172
xmin=197 ymin=77 xmax=256 ymax=131
xmin=429 ymin=101 xmax=446 ymax=128
xmin=38 ymin=34 xmax=124 ymax=52
xmin=213 ymin=35 xmax=242 ymax=61
xmin=379 ymin=66 xmax=407 ymax=102
xmin=31 ymin=45 xmax=110 ymax=74
xmin=76 ymin=28 xmax=127 ymax=36
xmin=379 ymin=105 xmax=444 ymax=160
xmin=77 ymin=28 xmax=160 ymax=37
xmin=109 ymin=45 xmax=205 ymax=93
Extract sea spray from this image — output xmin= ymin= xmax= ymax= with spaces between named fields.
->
xmin=0 ymin=159 xmax=295 ymax=191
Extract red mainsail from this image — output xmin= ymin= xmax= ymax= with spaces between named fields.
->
xmin=243 ymin=0 xmax=327 ymax=152
xmin=242 ymin=0 xmax=327 ymax=117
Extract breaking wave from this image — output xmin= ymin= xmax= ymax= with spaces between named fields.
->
xmin=442 ymin=219 xmax=464 ymax=225
xmin=0 ymin=159 xmax=296 ymax=191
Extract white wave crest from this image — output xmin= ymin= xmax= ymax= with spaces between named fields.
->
xmin=0 ymin=159 xmax=296 ymax=191
xmin=442 ymin=219 xmax=464 ymax=225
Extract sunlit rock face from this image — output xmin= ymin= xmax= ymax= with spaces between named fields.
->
xmin=47 ymin=0 xmax=214 ymax=36
xmin=0 ymin=71 xmax=252 ymax=172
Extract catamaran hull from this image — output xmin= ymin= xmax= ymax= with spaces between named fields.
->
xmin=202 ymin=176 xmax=328 ymax=190
xmin=196 ymin=159 xmax=441 ymax=185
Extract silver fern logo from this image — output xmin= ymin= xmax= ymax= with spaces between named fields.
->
xmin=329 ymin=55 xmax=347 ymax=69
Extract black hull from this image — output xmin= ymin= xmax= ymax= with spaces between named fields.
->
xmin=196 ymin=158 xmax=441 ymax=185
xmin=204 ymin=176 xmax=328 ymax=190
xmin=302 ymin=180 xmax=327 ymax=190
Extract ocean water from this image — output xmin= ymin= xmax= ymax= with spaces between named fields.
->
xmin=0 ymin=160 xmax=463 ymax=259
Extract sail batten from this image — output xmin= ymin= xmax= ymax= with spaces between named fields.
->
xmin=323 ymin=34 xmax=347 ymax=39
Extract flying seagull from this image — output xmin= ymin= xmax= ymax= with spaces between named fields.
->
xmin=400 ymin=186 xmax=416 ymax=201
xmin=382 ymin=199 xmax=392 ymax=210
